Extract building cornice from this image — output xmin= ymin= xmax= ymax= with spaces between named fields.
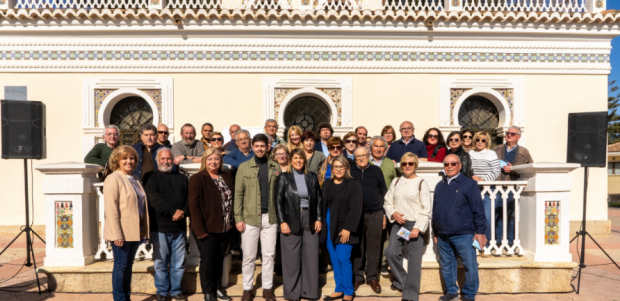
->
xmin=1 ymin=9 xmax=620 ymax=27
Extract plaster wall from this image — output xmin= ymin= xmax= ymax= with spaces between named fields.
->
xmin=0 ymin=73 xmax=608 ymax=226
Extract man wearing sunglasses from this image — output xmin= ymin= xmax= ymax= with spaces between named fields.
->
xmin=157 ymin=124 xmax=171 ymax=147
xmin=432 ymin=154 xmax=487 ymax=301
xmin=492 ymin=126 xmax=533 ymax=246
xmin=385 ymin=121 xmax=427 ymax=163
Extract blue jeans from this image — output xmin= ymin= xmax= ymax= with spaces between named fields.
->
xmin=325 ymin=209 xmax=354 ymax=296
xmin=495 ymin=191 xmax=515 ymax=245
xmin=436 ymin=234 xmax=479 ymax=300
xmin=151 ymin=231 xmax=187 ymax=297
xmin=112 ymin=241 xmax=141 ymax=301
xmin=481 ymin=186 xmax=494 ymax=245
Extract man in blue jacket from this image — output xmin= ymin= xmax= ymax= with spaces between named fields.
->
xmin=385 ymin=121 xmax=427 ymax=163
xmin=432 ymin=154 xmax=487 ymax=301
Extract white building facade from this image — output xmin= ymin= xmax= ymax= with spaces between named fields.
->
xmin=0 ymin=0 xmax=617 ymax=238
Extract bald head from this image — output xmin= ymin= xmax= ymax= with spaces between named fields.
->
xmin=229 ymin=124 xmax=241 ymax=140
xmin=443 ymin=154 xmax=462 ymax=178
xmin=444 ymin=154 xmax=461 ymax=164
xmin=399 ymin=121 xmax=415 ymax=141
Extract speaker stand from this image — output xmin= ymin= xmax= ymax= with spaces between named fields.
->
xmin=0 ymin=159 xmax=46 ymax=293
xmin=570 ymin=167 xmax=620 ymax=294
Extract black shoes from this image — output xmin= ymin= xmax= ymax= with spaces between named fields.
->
xmin=172 ymin=294 xmax=185 ymax=301
xmin=204 ymin=293 xmax=216 ymax=301
xmin=390 ymin=284 xmax=402 ymax=292
xmin=380 ymin=265 xmax=389 ymax=276
xmin=156 ymin=294 xmax=166 ymax=301
xmin=323 ymin=293 xmax=344 ymax=301
xmin=216 ymin=289 xmax=232 ymax=301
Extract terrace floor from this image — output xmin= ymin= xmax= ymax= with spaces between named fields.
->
xmin=1 ymin=208 xmax=619 ymax=301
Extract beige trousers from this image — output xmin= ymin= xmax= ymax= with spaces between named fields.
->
xmin=241 ymin=213 xmax=278 ymax=290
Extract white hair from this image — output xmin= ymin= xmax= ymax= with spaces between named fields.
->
xmin=508 ymin=126 xmax=522 ymax=135
xmin=354 ymin=146 xmax=369 ymax=155
xmin=370 ymin=135 xmax=387 ymax=147
xmin=156 ymin=147 xmax=173 ymax=172
xmin=104 ymin=125 xmax=120 ymax=135
xmin=156 ymin=147 xmax=172 ymax=160
xmin=264 ymin=119 xmax=277 ymax=127
xmin=236 ymin=129 xmax=250 ymax=138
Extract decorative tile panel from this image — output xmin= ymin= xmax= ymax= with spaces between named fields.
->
xmin=449 ymin=88 xmax=471 ymax=125
xmin=596 ymin=0 xmax=603 ymax=8
xmin=274 ymin=88 xmax=342 ymax=127
xmin=494 ymin=88 xmax=515 ymax=126
xmin=544 ymin=201 xmax=560 ymax=245
xmin=56 ymin=201 xmax=74 ymax=249
xmin=0 ymin=50 xmax=609 ymax=64
xmin=139 ymin=89 xmax=163 ymax=124
xmin=94 ymin=89 xmax=117 ymax=127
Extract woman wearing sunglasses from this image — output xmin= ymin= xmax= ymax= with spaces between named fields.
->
xmin=318 ymin=137 xmax=349 ymax=187
xmin=342 ymin=132 xmax=358 ymax=160
xmin=461 ymin=129 xmax=474 ymax=152
xmin=209 ymin=132 xmax=225 ymax=153
xmin=422 ymin=128 xmax=447 ymax=163
xmin=446 ymin=131 xmax=473 ymax=177
xmin=469 ymin=131 xmax=500 ymax=246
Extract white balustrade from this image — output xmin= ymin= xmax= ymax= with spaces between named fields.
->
xmin=479 ymin=181 xmax=526 ymax=256
xmin=4 ymin=0 xmax=600 ymax=12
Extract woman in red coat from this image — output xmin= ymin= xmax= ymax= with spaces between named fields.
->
xmin=422 ymin=128 xmax=447 ymax=163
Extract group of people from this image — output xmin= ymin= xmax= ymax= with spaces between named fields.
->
xmin=85 ymin=120 xmax=533 ymax=301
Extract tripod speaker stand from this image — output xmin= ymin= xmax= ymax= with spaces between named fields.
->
xmin=0 ymin=159 xmax=46 ymax=293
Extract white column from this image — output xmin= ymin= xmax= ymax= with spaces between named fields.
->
xmin=512 ymin=163 xmax=580 ymax=263
xmin=585 ymin=0 xmax=605 ymax=14
xmin=415 ymin=162 xmax=444 ymax=262
xmin=444 ymin=0 xmax=464 ymax=11
xmin=35 ymin=162 xmax=103 ymax=267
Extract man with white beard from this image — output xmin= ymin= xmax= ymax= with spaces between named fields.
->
xmin=143 ymin=148 xmax=190 ymax=301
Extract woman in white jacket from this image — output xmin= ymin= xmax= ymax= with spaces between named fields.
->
xmin=383 ymin=152 xmax=431 ymax=301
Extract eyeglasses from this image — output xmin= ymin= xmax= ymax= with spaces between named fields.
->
xmin=105 ymin=133 xmax=119 ymax=137
xmin=443 ymin=162 xmax=459 ymax=167
xmin=476 ymin=139 xmax=487 ymax=143
xmin=449 ymin=138 xmax=460 ymax=142
xmin=428 ymin=134 xmax=439 ymax=139
xmin=333 ymin=165 xmax=346 ymax=170
xmin=401 ymin=162 xmax=416 ymax=167
xmin=157 ymin=131 xmax=169 ymax=135
xmin=506 ymin=132 xmax=519 ymax=137
xmin=355 ymin=154 xmax=369 ymax=158
xmin=329 ymin=146 xmax=343 ymax=151
xmin=463 ymin=135 xmax=472 ymax=139
xmin=239 ymin=138 xmax=251 ymax=141
xmin=345 ymin=139 xmax=357 ymax=144
xmin=400 ymin=127 xmax=413 ymax=131
xmin=211 ymin=138 xmax=223 ymax=142
xmin=275 ymin=153 xmax=287 ymax=157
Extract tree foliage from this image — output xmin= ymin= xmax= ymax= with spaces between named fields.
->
xmin=610 ymin=80 xmax=620 ymax=144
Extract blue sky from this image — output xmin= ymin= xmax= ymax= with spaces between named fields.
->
xmin=610 ymin=2 xmax=620 ymax=91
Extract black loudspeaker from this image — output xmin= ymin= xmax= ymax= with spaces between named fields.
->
xmin=566 ymin=112 xmax=607 ymax=167
xmin=1 ymin=100 xmax=46 ymax=159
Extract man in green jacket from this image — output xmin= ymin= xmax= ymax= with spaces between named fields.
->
xmin=84 ymin=125 xmax=120 ymax=167
xmin=369 ymin=136 xmax=398 ymax=275
xmin=234 ymin=134 xmax=281 ymax=301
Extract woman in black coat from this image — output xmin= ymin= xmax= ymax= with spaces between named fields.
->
xmin=320 ymin=156 xmax=363 ymax=301
xmin=275 ymin=148 xmax=323 ymax=301
xmin=447 ymin=131 xmax=473 ymax=177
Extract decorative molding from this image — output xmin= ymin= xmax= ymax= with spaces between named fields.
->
xmin=0 ymin=50 xmax=609 ymax=64
xmin=83 ymin=78 xmax=173 ymax=132
xmin=0 ymin=43 xmax=612 ymax=50
xmin=263 ymin=78 xmax=352 ymax=135
xmin=439 ymin=77 xmax=525 ymax=137
xmin=1 ymin=9 xmax=620 ymax=25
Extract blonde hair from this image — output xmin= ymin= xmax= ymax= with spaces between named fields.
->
xmin=288 ymin=148 xmax=308 ymax=174
xmin=400 ymin=152 xmax=419 ymax=170
xmin=199 ymin=148 xmax=223 ymax=172
xmin=271 ymin=144 xmax=290 ymax=161
xmin=331 ymin=155 xmax=352 ymax=179
xmin=210 ymin=131 xmax=224 ymax=140
xmin=287 ymin=125 xmax=303 ymax=151
xmin=473 ymin=131 xmax=491 ymax=150
xmin=108 ymin=145 xmax=139 ymax=172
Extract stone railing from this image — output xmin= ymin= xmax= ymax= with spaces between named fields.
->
xmin=35 ymin=161 xmax=579 ymax=267
xmin=1 ymin=0 xmax=605 ymax=13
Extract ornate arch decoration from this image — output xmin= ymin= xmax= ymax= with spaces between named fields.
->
xmin=82 ymin=78 xmax=174 ymax=134
xmin=439 ymin=77 xmax=525 ymax=141
xmin=263 ymin=77 xmax=353 ymax=136
xmin=278 ymin=87 xmax=338 ymax=128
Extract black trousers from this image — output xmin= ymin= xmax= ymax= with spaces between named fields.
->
xmin=193 ymin=231 xmax=230 ymax=293
xmin=352 ymin=210 xmax=384 ymax=282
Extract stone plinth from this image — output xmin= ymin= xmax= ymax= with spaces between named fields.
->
xmin=35 ymin=162 xmax=103 ymax=267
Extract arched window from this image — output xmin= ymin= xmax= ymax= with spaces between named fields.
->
xmin=109 ymin=96 xmax=153 ymax=146
xmin=458 ymin=95 xmax=502 ymax=147
xmin=283 ymin=96 xmax=332 ymax=132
